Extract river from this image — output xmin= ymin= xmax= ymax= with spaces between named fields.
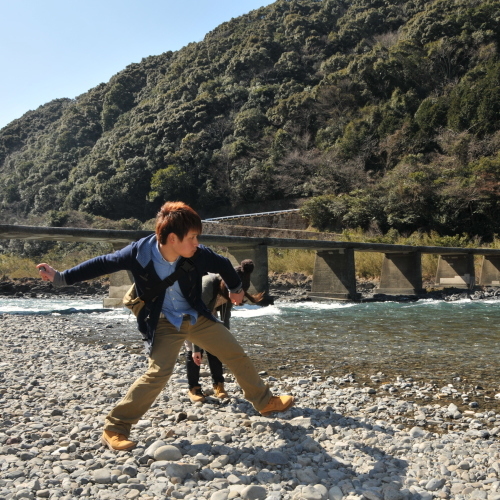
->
xmin=1 ymin=296 xmax=500 ymax=410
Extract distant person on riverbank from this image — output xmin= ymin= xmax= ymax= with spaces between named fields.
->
xmin=37 ymin=201 xmax=294 ymax=451
xmin=186 ymin=259 xmax=264 ymax=403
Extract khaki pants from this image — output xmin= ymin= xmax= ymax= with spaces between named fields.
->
xmin=104 ymin=316 xmax=272 ymax=436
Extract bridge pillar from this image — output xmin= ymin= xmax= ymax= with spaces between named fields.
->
xmin=377 ymin=252 xmax=423 ymax=295
xmin=478 ymin=255 xmax=500 ymax=286
xmin=225 ymin=245 xmax=269 ymax=296
xmin=435 ymin=254 xmax=475 ymax=288
xmin=308 ymin=249 xmax=359 ymax=301
xmin=103 ymin=243 xmax=134 ymax=308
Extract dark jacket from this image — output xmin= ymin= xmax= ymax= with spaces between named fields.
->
xmin=61 ymin=235 xmax=242 ymax=354
xmin=202 ymin=273 xmax=232 ymax=329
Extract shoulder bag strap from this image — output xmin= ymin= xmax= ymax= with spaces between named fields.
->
xmin=139 ymin=258 xmax=195 ymax=303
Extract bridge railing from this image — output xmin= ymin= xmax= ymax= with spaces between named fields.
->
xmin=202 ymin=209 xmax=300 ymax=222
xmin=1 ymin=224 xmax=499 ymax=303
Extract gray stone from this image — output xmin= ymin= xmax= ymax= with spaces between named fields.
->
xmin=125 ymin=490 xmax=141 ymax=499
xmin=143 ymin=439 xmax=166 ymax=457
xmin=211 ymin=455 xmax=230 ymax=468
xmin=200 ymin=468 xmax=216 ymax=481
xmin=14 ymin=490 xmax=34 ymax=500
xmin=295 ymin=467 xmax=319 ymax=483
xmin=148 ymin=483 xmax=169 ymax=497
xmin=162 ymin=462 xmax=198 ymax=479
xmin=241 ymin=485 xmax=267 ymax=500
xmin=92 ymin=468 xmax=112 ymax=484
xmin=189 ymin=441 xmax=212 ymax=454
xmin=261 ymin=451 xmax=288 ymax=465
xmin=469 ymin=491 xmax=487 ymax=499
xmin=409 ymin=426 xmax=425 ymax=438
xmin=153 ymin=445 xmax=182 ymax=461
xmin=384 ymin=489 xmax=403 ymax=500
xmin=328 ymin=486 xmax=343 ymax=500
xmin=256 ymin=471 xmax=277 ymax=484
xmin=327 ymin=469 xmax=346 ymax=482
xmin=424 ymin=478 xmax=445 ymax=491
xmin=293 ymin=485 xmax=327 ymax=500
xmin=227 ymin=474 xmax=244 ymax=485
xmin=450 ymin=483 xmax=464 ymax=495
xmin=363 ymin=491 xmax=382 ymax=500
xmin=121 ymin=465 xmax=138 ymax=477
xmin=210 ymin=490 xmax=229 ymax=500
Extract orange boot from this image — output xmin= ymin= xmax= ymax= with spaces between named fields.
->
xmin=188 ymin=386 xmax=206 ymax=403
xmin=101 ymin=430 xmax=136 ymax=451
xmin=213 ymin=382 xmax=228 ymax=399
xmin=260 ymin=395 xmax=295 ymax=416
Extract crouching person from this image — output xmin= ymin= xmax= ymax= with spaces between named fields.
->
xmin=37 ymin=201 xmax=294 ymax=451
xmin=186 ymin=259 xmax=264 ymax=403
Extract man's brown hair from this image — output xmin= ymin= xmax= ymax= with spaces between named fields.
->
xmin=155 ymin=201 xmax=202 ymax=245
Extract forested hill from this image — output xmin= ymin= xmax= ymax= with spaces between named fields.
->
xmin=1 ymin=0 xmax=500 ymax=238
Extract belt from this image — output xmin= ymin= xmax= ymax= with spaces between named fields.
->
xmin=159 ymin=313 xmax=191 ymax=321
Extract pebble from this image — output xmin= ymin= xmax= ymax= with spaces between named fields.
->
xmin=153 ymin=445 xmax=182 ymax=461
xmin=1 ymin=314 xmax=500 ymax=500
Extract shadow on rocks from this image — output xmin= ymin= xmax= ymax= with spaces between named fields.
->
xmin=160 ymin=405 xmax=410 ymax=500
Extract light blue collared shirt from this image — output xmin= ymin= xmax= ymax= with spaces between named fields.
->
xmin=151 ymin=243 xmax=198 ymax=330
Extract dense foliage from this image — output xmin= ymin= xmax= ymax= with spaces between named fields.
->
xmin=1 ymin=0 xmax=500 ymax=238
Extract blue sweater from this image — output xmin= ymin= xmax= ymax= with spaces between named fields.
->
xmin=61 ymin=235 xmax=242 ymax=353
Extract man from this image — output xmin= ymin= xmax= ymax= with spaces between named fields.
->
xmin=37 ymin=201 xmax=294 ymax=451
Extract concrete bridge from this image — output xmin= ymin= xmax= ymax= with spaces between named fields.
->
xmin=203 ymin=209 xmax=308 ymax=230
xmin=1 ymin=224 xmax=500 ymax=306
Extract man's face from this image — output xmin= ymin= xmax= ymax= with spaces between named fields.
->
xmin=170 ymin=230 xmax=200 ymax=258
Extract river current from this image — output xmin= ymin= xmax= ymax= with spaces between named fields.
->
xmin=1 ymin=296 xmax=499 ymax=394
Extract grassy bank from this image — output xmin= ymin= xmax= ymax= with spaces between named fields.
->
xmin=0 ymin=242 xmax=113 ymax=280
xmin=268 ymin=230 xmax=497 ymax=281
xmin=343 ymin=229 xmax=490 ymax=280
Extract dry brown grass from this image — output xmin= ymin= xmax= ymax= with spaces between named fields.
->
xmin=0 ymin=255 xmax=39 ymax=279
xmin=0 ymin=243 xmax=113 ymax=280
xmin=268 ymin=249 xmax=316 ymax=275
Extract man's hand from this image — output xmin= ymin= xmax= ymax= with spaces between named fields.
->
xmin=229 ymin=289 xmax=244 ymax=305
xmin=37 ymin=263 xmax=56 ymax=282
xmin=192 ymin=352 xmax=203 ymax=366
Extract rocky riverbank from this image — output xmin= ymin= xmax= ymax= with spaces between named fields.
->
xmin=268 ymin=273 xmax=500 ymax=303
xmin=0 ymin=278 xmax=109 ymax=300
xmin=2 ymin=315 xmax=500 ymax=500
xmin=1 ymin=275 xmax=499 ymax=304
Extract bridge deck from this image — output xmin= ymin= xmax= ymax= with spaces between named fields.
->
xmin=1 ymin=224 xmax=500 ymax=255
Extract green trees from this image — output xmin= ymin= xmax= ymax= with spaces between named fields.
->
xmin=447 ymin=61 xmax=500 ymax=136
xmin=0 ymin=0 xmax=499 ymax=240
xmin=149 ymin=165 xmax=195 ymax=205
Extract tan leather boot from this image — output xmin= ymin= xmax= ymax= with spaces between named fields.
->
xmin=213 ymin=382 xmax=228 ymax=399
xmin=188 ymin=386 xmax=206 ymax=403
xmin=260 ymin=395 xmax=295 ymax=416
xmin=101 ymin=430 xmax=136 ymax=451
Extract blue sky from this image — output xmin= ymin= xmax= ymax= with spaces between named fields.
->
xmin=0 ymin=0 xmax=275 ymax=130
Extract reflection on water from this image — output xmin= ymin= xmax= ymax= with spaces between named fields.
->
xmin=230 ymin=300 xmax=500 ymax=392
xmin=2 ymin=297 xmax=500 ymax=391
xmin=0 ymin=297 xmax=114 ymax=315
